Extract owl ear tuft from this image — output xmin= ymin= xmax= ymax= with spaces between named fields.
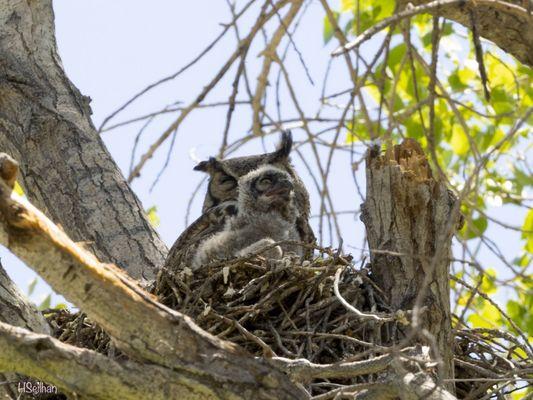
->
xmin=268 ymin=130 xmax=293 ymax=163
xmin=193 ymin=157 xmax=224 ymax=173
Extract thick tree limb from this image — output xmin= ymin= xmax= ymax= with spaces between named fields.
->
xmin=0 ymin=0 xmax=167 ymax=280
xmin=0 ymin=155 xmax=51 ymax=399
xmin=0 ymin=159 xmax=306 ymax=400
xmin=0 ymin=263 xmax=49 ymax=335
xmin=333 ymin=0 xmax=533 ymax=68
xmin=0 ymin=321 xmax=225 ymax=400
xmin=399 ymin=0 xmax=533 ymax=67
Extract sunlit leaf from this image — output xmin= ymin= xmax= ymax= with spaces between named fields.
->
xmin=38 ymin=294 xmax=52 ymax=311
xmin=340 ymin=0 xmax=355 ymax=12
xmin=13 ymin=181 xmax=24 ymax=196
xmin=523 ymin=209 xmax=533 ymax=253
xmin=323 ymin=12 xmax=340 ymax=44
xmin=450 ymin=125 xmax=469 ymax=156
xmin=146 ymin=205 xmax=160 ymax=228
xmin=480 ymin=269 xmax=497 ymax=295
xmin=27 ymin=278 xmax=38 ymax=296
xmin=468 ymin=301 xmax=501 ymax=329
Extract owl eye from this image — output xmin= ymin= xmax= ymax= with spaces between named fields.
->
xmin=218 ymin=175 xmax=237 ymax=191
xmin=256 ymin=177 xmax=273 ymax=191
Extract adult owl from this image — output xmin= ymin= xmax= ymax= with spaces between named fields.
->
xmin=162 ymin=131 xmax=314 ymax=274
xmin=192 ymin=165 xmax=302 ymax=268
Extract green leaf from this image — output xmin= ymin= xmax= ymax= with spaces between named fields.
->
xmin=27 ymin=278 xmax=38 ymax=296
xmin=146 ymin=205 xmax=160 ymax=228
xmin=38 ymin=294 xmax=51 ymax=311
xmin=372 ymin=0 xmax=394 ymax=20
xmin=387 ymin=43 xmax=407 ymax=70
xmin=460 ymin=215 xmax=488 ymax=240
xmin=450 ymin=125 xmax=469 ymax=156
xmin=523 ymin=209 xmax=533 ymax=253
xmin=490 ymin=88 xmax=514 ymax=114
xmin=323 ymin=12 xmax=339 ymax=44
xmin=448 ymin=70 xmax=469 ymax=91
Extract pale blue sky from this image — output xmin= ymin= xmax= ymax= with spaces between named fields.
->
xmin=1 ymin=1 xmax=526 ymax=308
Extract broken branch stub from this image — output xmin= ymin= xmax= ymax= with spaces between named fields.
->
xmin=361 ymin=139 xmax=462 ymax=388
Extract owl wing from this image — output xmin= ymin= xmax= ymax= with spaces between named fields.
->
xmin=163 ymin=201 xmax=238 ymax=273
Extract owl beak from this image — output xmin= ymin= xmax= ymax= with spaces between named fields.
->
xmin=265 ymin=179 xmax=293 ymax=199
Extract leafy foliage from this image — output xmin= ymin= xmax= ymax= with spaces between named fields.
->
xmin=324 ymin=3 xmax=532 ymax=397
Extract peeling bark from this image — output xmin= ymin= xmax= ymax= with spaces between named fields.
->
xmin=361 ymin=140 xmax=462 ymax=392
xmin=0 ymin=0 xmax=167 ymax=280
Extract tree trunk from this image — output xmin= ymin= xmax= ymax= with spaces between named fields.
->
xmin=0 ymin=261 xmax=50 ymax=399
xmin=396 ymin=0 xmax=533 ymax=68
xmin=0 ymin=0 xmax=167 ymax=281
xmin=361 ymin=140 xmax=462 ymax=392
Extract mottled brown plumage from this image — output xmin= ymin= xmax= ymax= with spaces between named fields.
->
xmin=162 ymin=131 xmax=314 ymax=274
xmin=192 ymin=165 xmax=302 ymax=268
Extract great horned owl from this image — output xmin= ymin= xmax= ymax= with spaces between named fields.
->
xmin=162 ymin=131 xmax=314 ymax=273
xmin=192 ymin=165 xmax=302 ymax=269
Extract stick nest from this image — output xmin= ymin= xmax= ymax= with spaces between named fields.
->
xmin=156 ymin=253 xmax=375 ymax=363
xmin=45 ymin=252 xmax=532 ymax=399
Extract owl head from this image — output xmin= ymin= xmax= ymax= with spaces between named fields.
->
xmin=237 ymin=165 xmax=297 ymax=220
xmin=193 ymin=131 xmax=296 ymax=211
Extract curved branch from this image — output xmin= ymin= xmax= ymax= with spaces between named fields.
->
xmin=333 ymin=0 xmax=533 ymax=68
xmin=0 ymin=159 xmax=306 ymax=400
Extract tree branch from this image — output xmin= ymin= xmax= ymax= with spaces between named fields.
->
xmin=0 ymin=321 xmax=224 ymax=400
xmin=270 ymin=352 xmax=394 ymax=381
xmin=0 ymin=155 xmax=306 ymax=400
xmin=333 ymin=0 xmax=532 ymax=68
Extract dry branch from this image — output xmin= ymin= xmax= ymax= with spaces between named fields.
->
xmin=0 ymin=256 xmax=50 ymax=399
xmin=252 ymin=0 xmax=304 ymax=136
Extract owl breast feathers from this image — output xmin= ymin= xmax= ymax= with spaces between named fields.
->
xmin=162 ymin=131 xmax=315 ymax=273
xmin=192 ymin=165 xmax=302 ymax=268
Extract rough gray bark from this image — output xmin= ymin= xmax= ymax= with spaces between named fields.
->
xmin=397 ymin=0 xmax=533 ymax=68
xmin=361 ymin=140 xmax=462 ymax=392
xmin=0 ymin=263 xmax=49 ymax=336
xmin=0 ymin=262 xmax=50 ymax=399
xmin=0 ymin=0 xmax=167 ymax=281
